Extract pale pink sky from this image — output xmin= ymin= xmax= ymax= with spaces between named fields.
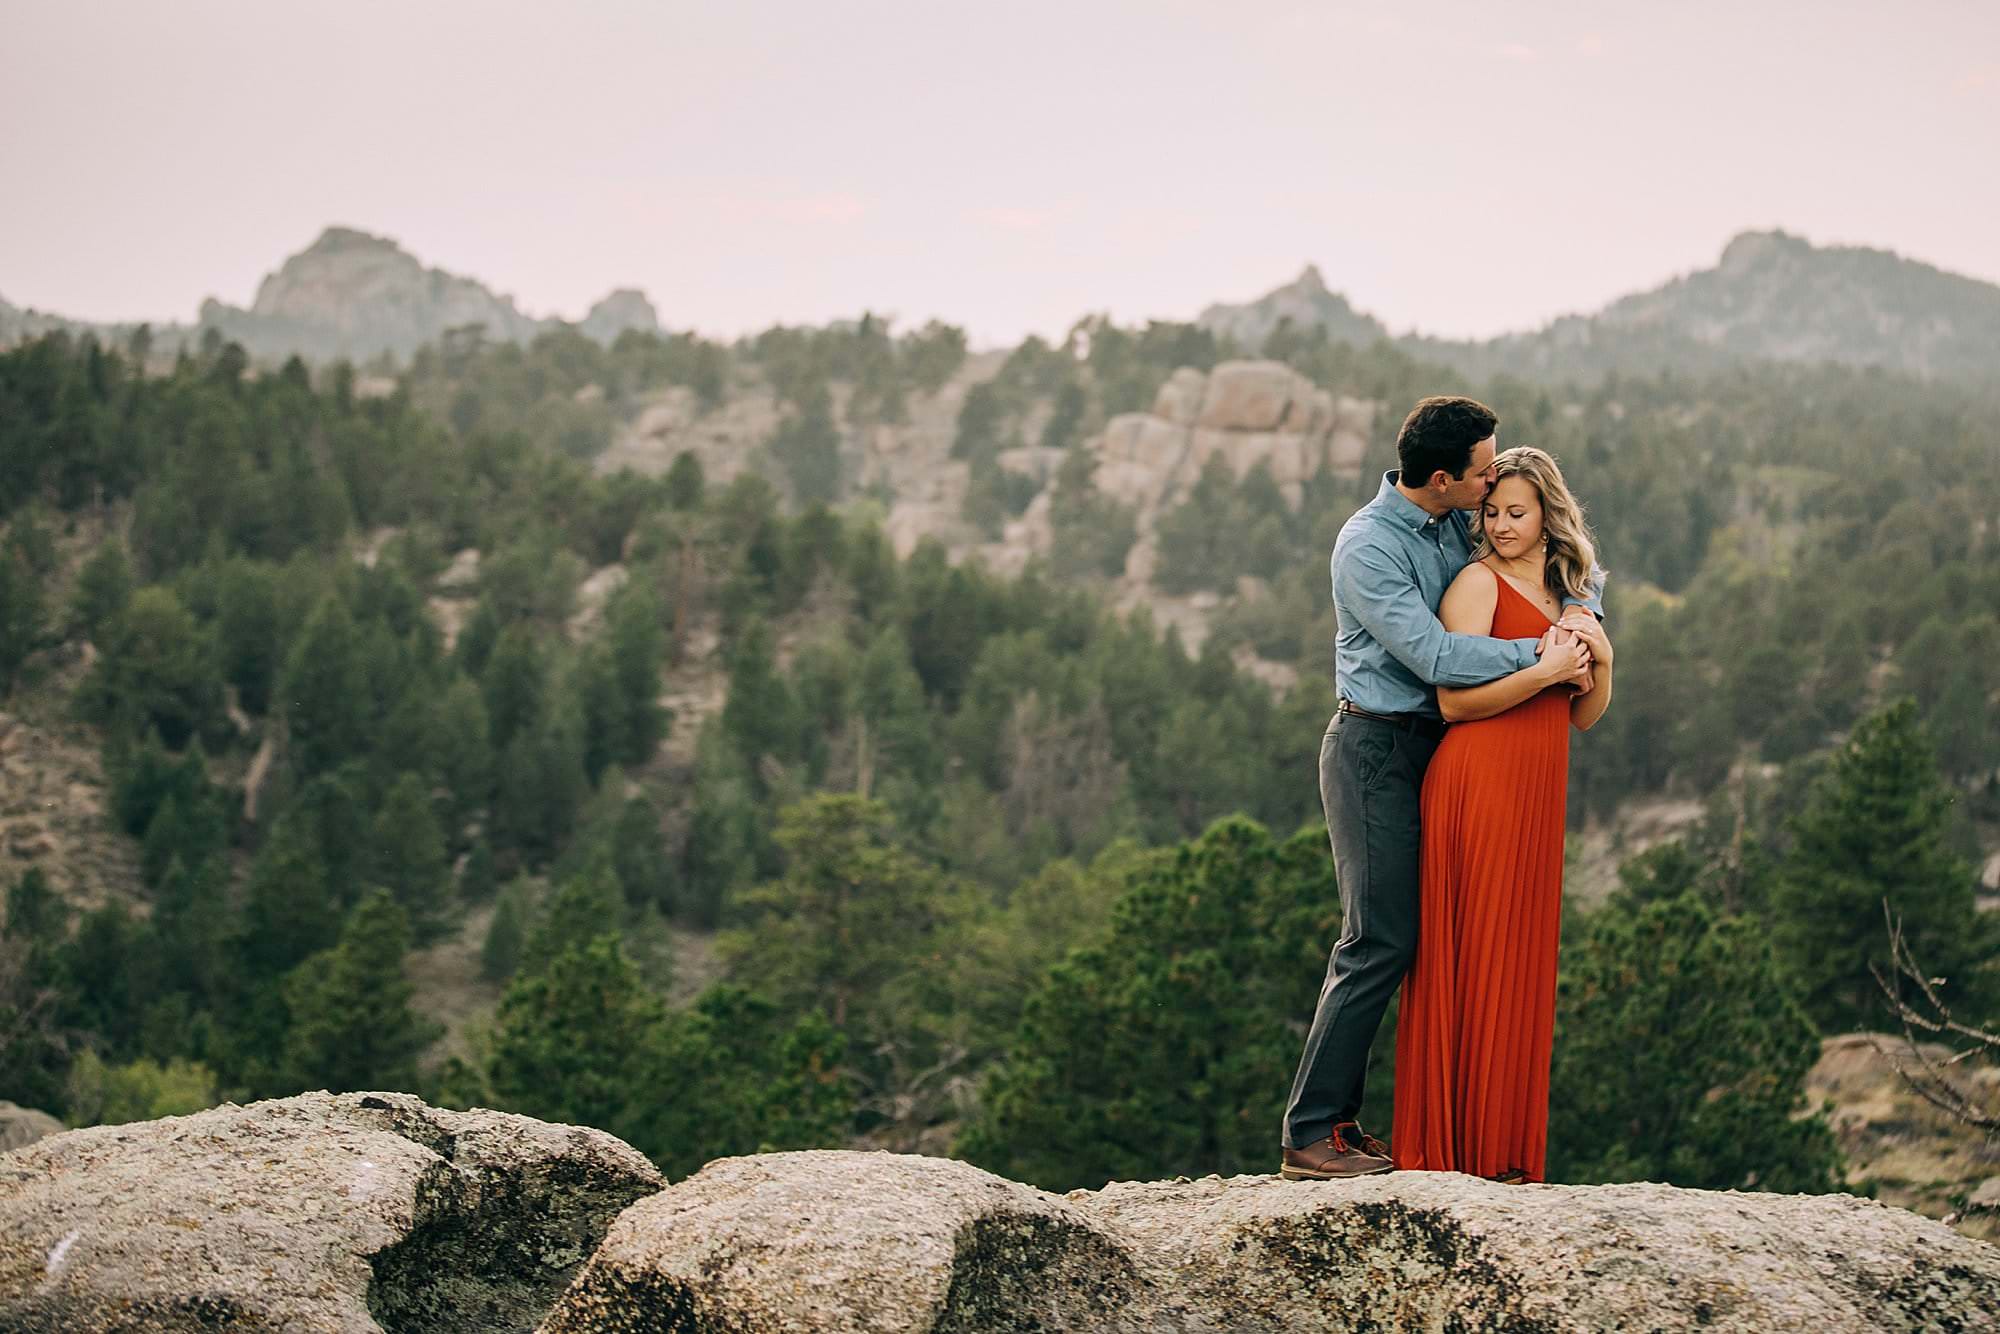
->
xmin=4 ymin=0 xmax=1997 ymax=347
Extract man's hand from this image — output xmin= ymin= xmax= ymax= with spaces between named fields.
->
xmin=1536 ymin=631 xmax=1593 ymax=689
xmin=1536 ymin=625 xmax=1594 ymax=667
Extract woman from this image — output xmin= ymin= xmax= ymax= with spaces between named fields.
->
xmin=1390 ymin=446 xmax=1613 ymax=1184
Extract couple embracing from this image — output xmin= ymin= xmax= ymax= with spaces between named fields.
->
xmin=1280 ymin=396 xmax=1614 ymax=1186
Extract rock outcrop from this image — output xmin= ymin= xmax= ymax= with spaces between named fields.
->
xmin=189 ymin=227 xmax=662 ymax=364
xmin=580 ymin=289 xmax=661 ymax=345
xmin=0 ymin=1103 xmax=63 ymax=1154
xmin=545 ymin=1149 xmax=2000 ymax=1333
xmin=1003 ymin=359 xmax=1375 ymax=587
xmin=7 ymin=1099 xmax=1998 ymax=1332
xmin=1196 ymin=264 xmax=1391 ymax=351
xmin=0 ymin=1091 xmax=662 ymax=1332
xmin=198 ymin=226 xmax=546 ymax=363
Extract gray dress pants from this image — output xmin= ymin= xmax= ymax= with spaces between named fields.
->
xmin=1281 ymin=710 xmax=1439 ymax=1149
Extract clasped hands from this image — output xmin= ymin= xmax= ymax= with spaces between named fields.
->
xmin=1536 ymin=607 xmax=1611 ymax=692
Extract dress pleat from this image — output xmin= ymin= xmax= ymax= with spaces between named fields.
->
xmin=1392 ymin=572 xmax=1570 ymax=1182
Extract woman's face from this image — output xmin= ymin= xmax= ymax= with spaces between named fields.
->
xmin=1482 ymin=475 xmax=1545 ymax=559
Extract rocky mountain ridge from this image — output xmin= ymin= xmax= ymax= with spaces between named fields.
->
xmin=1203 ymin=229 xmax=2000 ymax=380
xmin=12 ymin=225 xmax=1998 ymax=381
xmin=4 ymin=1091 xmax=1995 ymax=1332
xmin=1196 ymin=263 xmax=1389 ymax=349
xmin=2 ymin=227 xmax=661 ymax=365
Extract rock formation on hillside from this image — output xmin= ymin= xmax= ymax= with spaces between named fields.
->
xmin=6 ymin=228 xmax=667 ymax=365
xmin=1211 ymin=233 xmax=2000 ymax=381
xmin=1581 ymin=228 xmax=2000 ymax=376
xmin=1423 ymin=229 xmax=2000 ymax=381
xmin=1002 ymin=359 xmax=1375 ymax=585
xmin=580 ymin=289 xmax=661 ymax=345
xmin=1197 ymin=265 xmax=1391 ymax=350
xmin=7 ymin=1093 xmax=1997 ymax=1332
xmin=0 ymin=1091 xmax=661 ymax=1332
xmin=198 ymin=226 xmax=550 ymax=363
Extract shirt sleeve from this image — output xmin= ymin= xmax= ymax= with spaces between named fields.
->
xmin=1561 ymin=564 xmax=1608 ymax=621
xmin=1334 ymin=540 xmax=1540 ymax=686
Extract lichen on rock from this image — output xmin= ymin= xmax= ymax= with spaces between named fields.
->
xmin=0 ymin=1090 xmax=662 ymax=1333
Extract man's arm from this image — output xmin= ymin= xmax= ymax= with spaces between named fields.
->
xmin=1558 ymin=563 xmax=1608 ymax=627
xmin=1334 ymin=541 xmax=1541 ymax=688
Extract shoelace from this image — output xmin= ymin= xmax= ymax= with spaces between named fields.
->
xmin=1330 ymin=1123 xmax=1388 ymax=1157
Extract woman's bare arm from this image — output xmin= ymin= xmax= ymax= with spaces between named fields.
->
xmin=1568 ymin=617 xmax=1615 ymax=731
xmin=1435 ymin=565 xmax=1584 ymax=723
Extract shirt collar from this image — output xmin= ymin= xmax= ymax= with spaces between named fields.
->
xmin=1376 ymin=470 xmax=1445 ymax=532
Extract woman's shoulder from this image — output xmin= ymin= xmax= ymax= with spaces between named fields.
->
xmin=1446 ymin=559 xmax=1501 ymax=595
xmin=1439 ymin=560 xmax=1501 ymax=632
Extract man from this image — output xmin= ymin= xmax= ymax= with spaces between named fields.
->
xmin=1280 ymin=395 xmax=1602 ymax=1179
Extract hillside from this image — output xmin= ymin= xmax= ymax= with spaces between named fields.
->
xmin=2 ymin=227 xmax=661 ymax=366
xmin=1200 ymin=229 xmax=2000 ymax=381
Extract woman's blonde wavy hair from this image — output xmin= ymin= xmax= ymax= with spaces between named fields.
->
xmin=1470 ymin=446 xmax=1604 ymax=603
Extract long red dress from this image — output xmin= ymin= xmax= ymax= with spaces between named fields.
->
xmin=1392 ymin=569 xmax=1570 ymax=1182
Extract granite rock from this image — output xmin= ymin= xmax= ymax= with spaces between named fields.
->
xmin=0 ymin=1090 xmax=662 ymax=1333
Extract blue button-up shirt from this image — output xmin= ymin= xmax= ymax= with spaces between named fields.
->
xmin=1331 ymin=471 xmax=1604 ymax=718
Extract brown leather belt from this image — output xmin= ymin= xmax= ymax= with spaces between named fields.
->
xmin=1337 ymin=699 xmax=1446 ymax=740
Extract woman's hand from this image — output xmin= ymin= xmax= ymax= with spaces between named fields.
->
xmin=1567 ymin=615 xmax=1612 ymax=671
xmin=1536 ymin=631 xmax=1593 ymax=690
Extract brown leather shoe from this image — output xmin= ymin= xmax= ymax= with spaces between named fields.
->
xmin=1280 ymin=1122 xmax=1393 ymax=1179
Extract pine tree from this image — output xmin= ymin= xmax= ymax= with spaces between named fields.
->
xmin=607 ymin=578 xmax=668 ymax=765
xmin=635 ymin=985 xmax=852 ymax=1177
xmin=769 ymin=382 xmax=842 ymax=504
xmin=609 ymin=796 xmax=673 ymax=912
xmin=279 ymin=594 xmax=369 ymax=778
xmin=956 ymin=817 xmax=1335 ymax=1190
xmin=239 ymin=811 xmax=341 ymax=979
xmin=69 ymin=539 xmax=133 ymax=642
xmin=213 ymin=557 xmax=281 ymax=714
xmin=152 ymin=854 xmax=229 ymax=1006
xmin=0 ymin=540 xmax=44 ymax=696
xmin=282 ymin=890 xmax=436 ymax=1093
xmin=79 ymin=586 xmax=221 ymax=748
xmin=1770 ymin=698 xmax=1992 ymax=1032
xmin=681 ymin=724 xmax=757 ymax=928
xmin=6 ymin=866 xmax=64 ymax=949
xmin=663 ymin=451 xmax=705 ymax=511
xmin=137 ymin=752 xmax=228 ymax=891
xmin=430 ymin=676 xmax=493 ymax=841
xmin=521 ymin=864 xmax=625 ymax=976
xmin=480 ymin=625 xmax=544 ymax=753
xmin=1548 ymin=891 xmax=1843 ymax=1192
xmin=460 ymin=840 xmax=498 ymax=901
xmin=720 ymin=615 xmax=798 ymax=778
xmin=718 ymin=795 xmax=947 ymax=1041
xmin=371 ymin=772 xmax=451 ymax=940
xmin=484 ymin=934 xmax=663 ymax=1138
xmin=480 ymin=881 xmax=527 ymax=983
xmin=575 ymin=645 xmax=625 ymax=786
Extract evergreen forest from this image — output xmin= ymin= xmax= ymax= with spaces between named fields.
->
xmin=1 ymin=313 xmax=1995 ymax=1199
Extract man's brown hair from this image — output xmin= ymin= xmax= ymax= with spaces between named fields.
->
xmin=1396 ymin=396 xmax=1498 ymax=487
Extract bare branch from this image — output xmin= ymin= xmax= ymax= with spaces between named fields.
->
xmin=1870 ymin=901 xmax=1999 ymax=1134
